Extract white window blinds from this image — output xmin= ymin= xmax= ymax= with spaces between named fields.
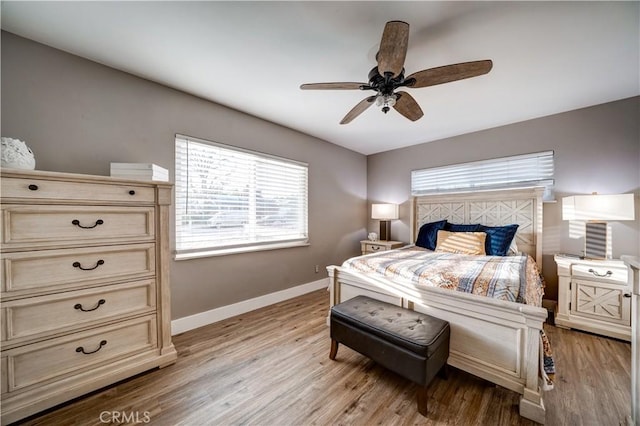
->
xmin=175 ymin=135 xmax=308 ymax=257
xmin=411 ymin=151 xmax=554 ymax=200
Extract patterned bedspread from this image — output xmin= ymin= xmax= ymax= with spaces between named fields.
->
xmin=342 ymin=245 xmax=555 ymax=388
xmin=343 ymin=245 xmax=544 ymax=306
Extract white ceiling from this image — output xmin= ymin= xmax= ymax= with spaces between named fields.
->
xmin=2 ymin=1 xmax=638 ymax=155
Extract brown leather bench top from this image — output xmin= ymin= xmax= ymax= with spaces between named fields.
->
xmin=330 ymin=295 xmax=449 ymax=358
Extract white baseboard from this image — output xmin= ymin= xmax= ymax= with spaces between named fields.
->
xmin=171 ymin=278 xmax=328 ymax=335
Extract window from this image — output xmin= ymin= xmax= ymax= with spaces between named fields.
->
xmin=175 ymin=134 xmax=308 ymax=258
xmin=411 ymin=151 xmax=554 ymax=201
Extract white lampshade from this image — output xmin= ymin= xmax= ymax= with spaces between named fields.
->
xmin=562 ymin=193 xmax=635 ymax=221
xmin=371 ymin=203 xmax=399 ymax=220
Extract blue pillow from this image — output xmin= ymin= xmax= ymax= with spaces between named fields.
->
xmin=480 ymin=224 xmax=519 ymax=256
xmin=415 ymin=220 xmax=448 ymax=250
xmin=445 ymin=223 xmax=481 ymax=232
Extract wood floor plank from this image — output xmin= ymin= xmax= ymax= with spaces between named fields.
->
xmin=14 ymin=289 xmax=631 ymax=425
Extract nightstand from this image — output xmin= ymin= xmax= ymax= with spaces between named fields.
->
xmin=555 ymin=254 xmax=631 ymax=341
xmin=360 ymin=240 xmax=404 ymax=255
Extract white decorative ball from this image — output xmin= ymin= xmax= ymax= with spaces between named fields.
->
xmin=1 ymin=137 xmax=36 ymax=170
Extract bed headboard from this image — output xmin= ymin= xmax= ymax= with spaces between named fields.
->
xmin=410 ymin=187 xmax=544 ymax=268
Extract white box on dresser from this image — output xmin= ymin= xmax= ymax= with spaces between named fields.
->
xmin=110 ymin=162 xmax=169 ymax=182
xmin=0 ymin=169 xmax=177 ymax=424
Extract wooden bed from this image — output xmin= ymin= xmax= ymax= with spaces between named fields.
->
xmin=327 ymin=187 xmax=548 ymax=424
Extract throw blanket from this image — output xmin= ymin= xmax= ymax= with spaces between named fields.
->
xmin=343 ymin=246 xmax=556 ymax=388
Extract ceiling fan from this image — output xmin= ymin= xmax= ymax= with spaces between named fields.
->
xmin=300 ymin=21 xmax=493 ymax=124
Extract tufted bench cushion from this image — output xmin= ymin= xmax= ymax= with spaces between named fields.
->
xmin=330 ymin=295 xmax=450 ymax=416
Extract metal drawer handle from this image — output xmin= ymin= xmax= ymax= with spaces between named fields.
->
xmin=129 ymin=190 xmax=136 ymax=195
xmin=371 ymin=246 xmax=380 ymax=251
xmin=588 ymin=268 xmax=612 ymax=278
xmin=76 ymin=340 xmax=107 ymax=355
xmin=624 ymin=293 xmax=632 ymax=298
xmin=74 ymin=299 xmax=106 ymax=312
xmin=72 ymin=219 xmax=104 ymax=229
xmin=28 ymin=184 xmax=38 ymax=191
xmin=73 ymin=259 xmax=105 ymax=271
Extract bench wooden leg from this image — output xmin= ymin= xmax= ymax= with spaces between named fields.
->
xmin=329 ymin=339 xmax=339 ymax=360
xmin=417 ymin=386 xmax=428 ymax=416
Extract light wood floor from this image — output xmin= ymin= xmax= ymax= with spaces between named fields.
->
xmin=17 ymin=289 xmax=631 ymax=425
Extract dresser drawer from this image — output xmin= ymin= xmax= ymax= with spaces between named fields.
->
xmin=1 ymin=177 xmax=155 ymax=204
xmin=1 ymin=244 xmax=155 ymax=296
xmin=1 ymin=315 xmax=157 ymax=393
xmin=1 ymin=205 xmax=155 ymax=249
xmin=571 ymin=263 xmax=628 ymax=285
xmin=1 ymin=279 xmax=156 ymax=345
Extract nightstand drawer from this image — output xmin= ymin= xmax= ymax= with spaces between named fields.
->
xmin=571 ymin=263 xmax=628 ymax=285
xmin=1 ymin=279 xmax=156 ymax=344
xmin=1 ymin=315 xmax=157 ymax=393
xmin=364 ymin=243 xmax=387 ymax=253
xmin=1 ymin=205 xmax=155 ymax=249
xmin=360 ymin=240 xmax=404 ymax=254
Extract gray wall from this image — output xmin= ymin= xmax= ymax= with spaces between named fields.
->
xmin=1 ymin=32 xmax=368 ymax=319
xmin=368 ymin=97 xmax=640 ymax=300
xmin=3 ymin=31 xmax=638 ymax=311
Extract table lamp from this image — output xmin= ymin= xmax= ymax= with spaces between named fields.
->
xmin=371 ymin=203 xmax=399 ymax=241
xmin=562 ymin=193 xmax=635 ymax=259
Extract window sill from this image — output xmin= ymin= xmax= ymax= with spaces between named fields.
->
xmin=174 ymin=240 xmax=310 ymax=260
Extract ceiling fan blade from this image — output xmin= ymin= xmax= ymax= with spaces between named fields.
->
xmin=340 ymin=96 xmax=376 ymax=124
xmin=393 ymin=91 xmax=424 ymax=121
xmin=377 ymin=21 xmax=409 ymax=78
xmin=407 ymin=60 xmax=493 ymax=88
xmin=300 ymin=82 xmax=366 ymax=90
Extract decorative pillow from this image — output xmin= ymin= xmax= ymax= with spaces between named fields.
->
xmin=480 ymin=224 xmax=519 ymax=256
xmin=415 ymin=219 xmax=448 ymax=250
xmin=508 ymin=239 xmax=519 ymax=255
xmin=444 ymin=223 xmax=481 ymax=232
xmin=435 ymin=230 xmax=487 ymax=255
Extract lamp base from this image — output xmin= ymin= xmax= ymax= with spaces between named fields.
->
xmin=585 ymin=221 xmax=607 ymax=259
xmin=379 ymin=220 xmax=391 ymax=241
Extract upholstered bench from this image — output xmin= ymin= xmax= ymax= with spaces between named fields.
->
xmin=329 ymin=295 xmax=450 ymax=416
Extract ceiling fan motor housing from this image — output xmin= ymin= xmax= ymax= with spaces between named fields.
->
xmin=366 ymin=67 xmax=413 ymax=95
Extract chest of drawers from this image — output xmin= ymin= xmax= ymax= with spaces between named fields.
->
xmin=0 ymin=169 xmax=177 ymax=423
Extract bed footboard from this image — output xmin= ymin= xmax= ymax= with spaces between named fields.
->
xmin=327 ymin=265 xmax=548 ymax=424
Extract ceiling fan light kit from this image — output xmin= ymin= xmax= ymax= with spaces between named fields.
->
xmin=375 ymin=93 xmax=396 ymax=113
xmin=301 ymin=20 xmax=493 ymax=124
